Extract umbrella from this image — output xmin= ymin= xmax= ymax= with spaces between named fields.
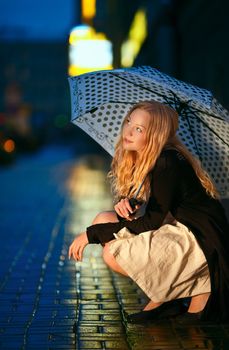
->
xmin=68 ymin=66 xmax=229 ymax=197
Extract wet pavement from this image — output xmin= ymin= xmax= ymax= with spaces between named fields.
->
xmin=0 ymin=145 xmax=229 ymax=350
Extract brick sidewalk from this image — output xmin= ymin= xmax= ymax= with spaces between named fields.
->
xmin=0 ymin=146 xmax=229 ymax=349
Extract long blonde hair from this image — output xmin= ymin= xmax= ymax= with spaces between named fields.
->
xmin=108 ymin=100 xmax=219 ymax=202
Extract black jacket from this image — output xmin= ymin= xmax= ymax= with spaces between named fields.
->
xmin=87 ymin=149 xmax=229 ymax=321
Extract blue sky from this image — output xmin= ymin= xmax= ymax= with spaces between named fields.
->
xmin=0 ymin=0 xmax=77 ymax=41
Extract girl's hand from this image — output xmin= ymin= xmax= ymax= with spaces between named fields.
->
xmin=114 ymin=198 xmax=139 ymax=221
xmin=68 ymin=232 xmax=89 ymax=261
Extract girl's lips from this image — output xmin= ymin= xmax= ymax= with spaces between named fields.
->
xmin=124 ymin=138 xmax=133 ymax=143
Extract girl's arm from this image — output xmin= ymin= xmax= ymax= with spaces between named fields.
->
xmin=86 ymin=152 xmax=179 ymax=244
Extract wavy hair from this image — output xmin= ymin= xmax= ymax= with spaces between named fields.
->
xmin=108 ymin=100 xmax=219 ymax=202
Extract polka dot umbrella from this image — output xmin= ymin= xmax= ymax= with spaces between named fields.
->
xmin=68 ymin=66 xmax=229 ymax=197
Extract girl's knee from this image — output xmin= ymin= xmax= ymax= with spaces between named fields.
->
xmin=92 ymin=211 xmax=118 ymax=225
xmin=102 ymin=243 xmax=113 ymax=266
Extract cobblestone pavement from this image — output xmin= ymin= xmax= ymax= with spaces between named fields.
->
xmin=0 ymin=145 xmax=229 ymax=350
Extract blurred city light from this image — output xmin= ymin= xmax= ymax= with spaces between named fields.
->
xmin=66 ymin=156 xmax=112 ymax=237
xmin=81 ymin=0 xmax=96 ymax=21
xmin=68 ymin=24 xmax=113 ymax=76
xmin=3 ymin=139 xmax=15 ymax=153
xmin=121 ymin=9 xmax=147 ymax=67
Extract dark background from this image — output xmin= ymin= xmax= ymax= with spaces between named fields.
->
xmin=1 ymin=0 xmax=228 ymax=116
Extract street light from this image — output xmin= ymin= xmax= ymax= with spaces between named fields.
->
xmin=68 ymin=24 xmax=113 ymax=76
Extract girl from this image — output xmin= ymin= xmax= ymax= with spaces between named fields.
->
xmin=69 ymin=101 xmax=229 ymax=323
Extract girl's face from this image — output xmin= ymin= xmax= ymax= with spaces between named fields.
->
xmin=122 ymin=108 xmax=150 ymax=152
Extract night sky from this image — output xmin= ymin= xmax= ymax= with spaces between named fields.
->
xmin=0 ymin=0 xmax=77 ymax=41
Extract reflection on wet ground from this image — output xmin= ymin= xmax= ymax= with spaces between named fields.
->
xmin=0 ymin=146 xmax=229 ymax=349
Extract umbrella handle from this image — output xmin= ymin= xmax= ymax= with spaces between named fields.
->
xmin=129 ymin=198 xmax=143 ymax=210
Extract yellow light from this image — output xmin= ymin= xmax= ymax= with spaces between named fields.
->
xmin=68 ymin=64 xmax=112 ymax=76
xmin=130 ymin=9 xmax=147 ymax=42
xmin=3 ymin=139 xmax=15 ymax=153
xmin=121 ymin=9 xmax=147 ymax=67
xmin=121 ymin=40 xmax=139 ymax=67
xmin=68 ymin=25 xmax=113 ymax=76
xmin=69 ymin=25 xmax=107 ymax=45
xmin=69 ymin=25 xmax=95 ymax=45
xmin=82 ymin=0 xmax=96 ymax=20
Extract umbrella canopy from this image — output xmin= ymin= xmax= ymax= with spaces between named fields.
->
xmin=68 ymin=66 xmax=229 ymax=197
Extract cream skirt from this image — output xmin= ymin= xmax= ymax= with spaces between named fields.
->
xmin=109 ymin=221 xmax=211 ymax=302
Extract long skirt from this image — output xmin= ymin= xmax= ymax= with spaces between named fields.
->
xmin=109 ymin=221 xmax=211 ymax=302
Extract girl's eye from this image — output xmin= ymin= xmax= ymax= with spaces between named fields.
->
xmin=126 ymin=119 xmax=131 ymax=125
xmin=136 ymin=127 xmax=142 ymax=133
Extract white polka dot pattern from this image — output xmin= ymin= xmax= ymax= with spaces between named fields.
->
xmin=68 ymin=66 xmax=229 ymax=197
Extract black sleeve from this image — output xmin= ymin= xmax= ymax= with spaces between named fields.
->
xmin=86 ymin=152 xmax=179 ymax=244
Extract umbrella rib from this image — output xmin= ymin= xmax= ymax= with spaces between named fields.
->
xmin=195 ymin=110 xmax=229 ymax=121
xmin=111 ymin=72 xmax=227 ymax=120
xmin=182 ymin=113 xmax=202 ymax=161
xmin=110 ymin=72 xmax=179 ymax=102
xmin=190 ymin=111 xmax=229 ymax=147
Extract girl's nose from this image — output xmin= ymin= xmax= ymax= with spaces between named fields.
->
xmin=127 ymin=126 xmax=133 ymax=136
